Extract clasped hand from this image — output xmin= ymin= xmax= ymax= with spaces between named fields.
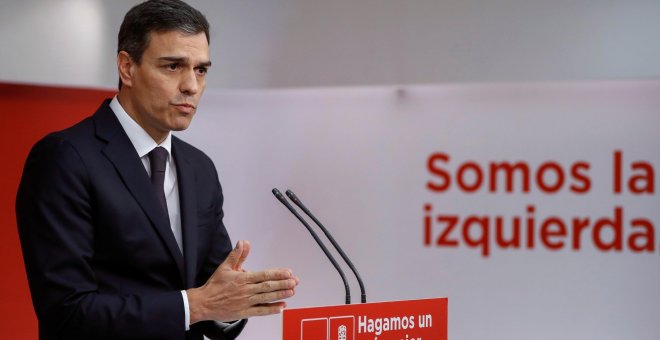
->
xmin=187 ymin=240 xmax=299 ymax=323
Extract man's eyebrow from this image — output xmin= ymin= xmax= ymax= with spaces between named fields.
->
xmin=158 ymin=56 xmax=212 ymax=67
xmin=158 ymin=56 xmax=186 ymax=63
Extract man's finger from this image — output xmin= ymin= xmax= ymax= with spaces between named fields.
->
xmin=245 ymin=268 xmax=293 ymax=283
xmin=247 ymin=278 xmax=298 ymax=295
xmin=248 ymin=288 xmax=296 ymax=305
xmin=237 ymin=302 xmax=287 ymax=319
xmin=219 ymin=240 xmax=245 ymax=270
xmin=233 ymin=240 xmax=250 ymax=271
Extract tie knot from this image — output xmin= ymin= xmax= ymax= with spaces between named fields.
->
xmin=149 ymin=146 xmax=168 ymax=174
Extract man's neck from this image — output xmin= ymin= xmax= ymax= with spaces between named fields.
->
xmin=116 ymin=91 xmax=168 ymax=144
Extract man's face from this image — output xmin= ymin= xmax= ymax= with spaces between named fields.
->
xmin=120 ymin=30 xmax=210 ymax=143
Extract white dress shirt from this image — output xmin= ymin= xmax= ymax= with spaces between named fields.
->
xmin=109 ymin=96 xmax=191 ymax=330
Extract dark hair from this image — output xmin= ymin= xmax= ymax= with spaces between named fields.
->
xmin=117 ymin=0 xmax=210 ymax=87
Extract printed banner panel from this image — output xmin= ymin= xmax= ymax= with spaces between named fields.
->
xmin=283 ymin=298 xmax=447 ymax=340
xmin=179 ymin=80 xmax=660 ymax=340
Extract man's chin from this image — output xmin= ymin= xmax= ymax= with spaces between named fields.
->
xmin=171 ymin=119 xmax=193 ymax=132
xmin=172 ymin=124 xmax=192 ymax=132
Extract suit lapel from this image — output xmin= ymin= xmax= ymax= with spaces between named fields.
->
xmin=172 ymin=138 xmax=198 ymax=288
xmin=93 ymin=102 xmax=185 ymax=284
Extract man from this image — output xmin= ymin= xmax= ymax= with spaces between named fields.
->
xmin=16 ymin=1 xmax=298 ymax=339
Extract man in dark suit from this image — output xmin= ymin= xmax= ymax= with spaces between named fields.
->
xmin=16 ymin=1 xmax=298 ymax=339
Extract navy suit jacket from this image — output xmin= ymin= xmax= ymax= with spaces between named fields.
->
xmin=16 ymin=100 xmax=245 ymax=339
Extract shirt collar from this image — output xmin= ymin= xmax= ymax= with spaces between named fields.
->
xmin=110 ymin=96 xmax=172 ymax=158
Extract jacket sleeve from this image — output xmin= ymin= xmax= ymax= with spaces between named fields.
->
xmin=16 ymin=134 xmax=185 ymax=340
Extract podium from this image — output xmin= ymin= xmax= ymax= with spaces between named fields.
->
xmin=282 ymin=297 xmax=447 ymax=340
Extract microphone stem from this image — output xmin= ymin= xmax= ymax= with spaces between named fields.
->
xmin=306 ymin=212 xmax=367 ymax=303
xmin=272 ymin=189 xmax=351 ymax=304
xmin=287 ymin=190 xmax=367 ymax=303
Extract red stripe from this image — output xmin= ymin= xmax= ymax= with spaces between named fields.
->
xmin=0 ymin=82 xmax=115 ymax=339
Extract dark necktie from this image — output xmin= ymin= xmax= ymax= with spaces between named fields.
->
xmin=148 ymin=146 xmax=169 ymax=216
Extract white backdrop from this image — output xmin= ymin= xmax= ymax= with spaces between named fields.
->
xmin=178 ymin=80 xmax=660 ymax=339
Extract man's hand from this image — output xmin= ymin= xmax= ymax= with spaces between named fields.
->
xmin=187 ymin=240 xmax=299 ymax=324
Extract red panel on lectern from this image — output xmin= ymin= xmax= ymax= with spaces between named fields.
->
xmin=283 ymin=298 xmax=447 ymax=340
xmin=301 ymin=318 xmax=328 ymax=340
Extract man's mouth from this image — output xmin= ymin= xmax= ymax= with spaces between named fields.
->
xmin=172 ymin=103 xmax=196 ymax=114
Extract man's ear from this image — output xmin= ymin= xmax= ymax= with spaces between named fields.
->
xmin=117 ymin=51 xmax=135 ymax=88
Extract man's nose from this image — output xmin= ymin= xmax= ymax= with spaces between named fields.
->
xmin=179 ymin=69 xmax=199 ymax=95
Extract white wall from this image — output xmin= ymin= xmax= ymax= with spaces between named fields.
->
xmin=179 ymin=80 xmax=660 ymax=339
xmin=1 ymin=0 xmax=659 ymax=89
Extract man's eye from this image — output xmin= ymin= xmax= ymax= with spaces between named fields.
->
xmin=166 ymin=64 xmax=179 ymax=71
xmin=196 ymin=67 xmax=208 ymax=76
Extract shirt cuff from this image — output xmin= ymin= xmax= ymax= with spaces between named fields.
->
xmin=181 ymin=290 xmax=190 ymax=331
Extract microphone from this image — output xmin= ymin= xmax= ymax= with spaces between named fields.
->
xmin=285 ymin=189 xmax=367 ymax=303
xmin=272 ymin=188 xmax=351 ymax=304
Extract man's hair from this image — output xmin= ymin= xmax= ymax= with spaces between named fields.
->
xmin=117 ymin=0 xmax=210 ymax=87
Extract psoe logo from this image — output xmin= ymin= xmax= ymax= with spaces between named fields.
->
xmin=338 ymin=325 xmax=347 ymax=340
xmin=330 ymin=316 xmax=354 ymax=340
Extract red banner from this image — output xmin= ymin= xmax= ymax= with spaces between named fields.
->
xmin=283 ymin=298 xmax=447 ymax=340
xmin=0 ymin=82 xmax=114 ymax=339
